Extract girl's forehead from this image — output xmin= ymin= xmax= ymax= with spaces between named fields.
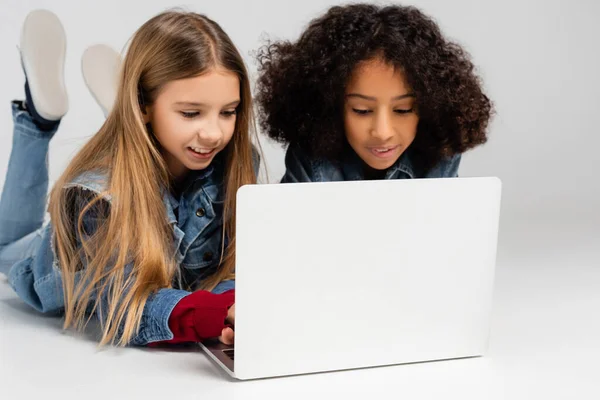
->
xmin=158 ymin=70 xmax=240 ymax=106
xmin=347 ymin=59 xmax=410 ymax=95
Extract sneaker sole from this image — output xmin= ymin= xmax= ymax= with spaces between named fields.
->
xmin=20 ymin=10 xmax=68 ymax=121
xmin=82 ymin=44 xmax=122 ymax=117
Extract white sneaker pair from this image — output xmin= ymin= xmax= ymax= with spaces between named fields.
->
xmin=20 ymin=9 xmax=121 ymax=121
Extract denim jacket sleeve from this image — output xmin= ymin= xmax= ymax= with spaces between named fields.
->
xmin=76 ymin=192 xmax=189 ymax=346
xmin=426 ymin=154 xmax=462 ymax=178
xmin=281 ymin=144 xmax=320 ymax=183
xmin=212 ymin=279 xmax=235 ymax=294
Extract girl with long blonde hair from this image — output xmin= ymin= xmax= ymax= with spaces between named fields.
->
xmin=0 ymin=9 xmax=257 ymax=346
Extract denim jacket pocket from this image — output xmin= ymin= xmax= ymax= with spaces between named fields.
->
xmin=181 ymin=230 xmax=223 ymax=270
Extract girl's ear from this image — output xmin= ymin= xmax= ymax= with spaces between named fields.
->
xmin=142 ymin=106 xmax=152 ymax=124
xmin=138 ymin=84 xmax=149 ymax=120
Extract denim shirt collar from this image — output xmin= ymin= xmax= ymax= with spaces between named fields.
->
xmin=162 ymin=157 xmax=221 ymax=225
xmin=386 ymin=150 xmax=416 ymax=179
xmin=163 ymin=191 xmax=179 ymax=225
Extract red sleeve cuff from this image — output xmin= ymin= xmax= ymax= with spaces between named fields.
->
xmin=150 ymin=289 xmax=235 ymax=346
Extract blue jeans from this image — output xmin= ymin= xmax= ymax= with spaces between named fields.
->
xmin=0 ymin=102 xmax=58 ymax=280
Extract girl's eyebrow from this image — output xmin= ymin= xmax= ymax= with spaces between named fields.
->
xmin=175 ymin=100 xmax=240 ymax=107
xmin=345 ymin=93 xmax=415 ymax=101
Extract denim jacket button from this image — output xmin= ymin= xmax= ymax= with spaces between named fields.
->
xmin=203 ymin=251 xmax=213 ymax=262
xmin=196 ymin=208 xmax=205 ymax=217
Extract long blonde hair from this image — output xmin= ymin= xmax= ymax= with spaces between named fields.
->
xmin=48 ymin=11 xmax=256 ymax=346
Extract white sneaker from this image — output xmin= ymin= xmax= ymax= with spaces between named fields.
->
xmin=81 ymin=44 xmax=122 ymax=117
xmin=19 ymin=9 xmax=68 ymax=122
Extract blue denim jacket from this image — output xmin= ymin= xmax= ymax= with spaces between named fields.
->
xmin=9 ymin=167 xmax=237 ymax=345
xmin=280 ymin=143 xmax=460 ymax=182
xmin=5 ymin=109 xmax=257 ymax=345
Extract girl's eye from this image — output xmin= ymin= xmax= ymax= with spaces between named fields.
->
xmin=352 ymin=108 xmax=371 ymax=115
xmin=221 ymin=109 xmax=237 ymax=117
xmin=394 ymin=108 xmax=414 ymax=114
xmin=181 ymin=111 xmax=199 ymax=119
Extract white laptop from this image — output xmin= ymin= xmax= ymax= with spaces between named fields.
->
xmin=199 ymin=177 xmax=502 ymax=380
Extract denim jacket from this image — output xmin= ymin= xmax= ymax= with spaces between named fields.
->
xmin=280 ymin=143 xmax=461 ymax=182
xmin=9 ymin=151 xmax=257 ymax=346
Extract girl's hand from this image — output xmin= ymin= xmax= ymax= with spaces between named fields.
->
xmin=226 ymin=303 xmax=235 ymax=325
xmin=218 ymin=303 xmax=235 ymax=345
xmin=218 ymin=327 xmax=234 ymax=345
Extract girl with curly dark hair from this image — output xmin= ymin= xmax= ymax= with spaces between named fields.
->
xmin=256 ymin=3 xmax=493 ymax=181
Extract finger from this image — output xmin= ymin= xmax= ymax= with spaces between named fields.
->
xmin=218 ymin=327 xmax=235 ymax=345
xmin=227 ymin=304 xmax=235 ymax=325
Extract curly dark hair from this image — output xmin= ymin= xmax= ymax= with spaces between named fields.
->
xmin=255 ymin=3 xmax=493 ymax=172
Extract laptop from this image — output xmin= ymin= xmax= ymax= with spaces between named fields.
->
xmin=200 ymin=177 xmax=502 ymax=380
